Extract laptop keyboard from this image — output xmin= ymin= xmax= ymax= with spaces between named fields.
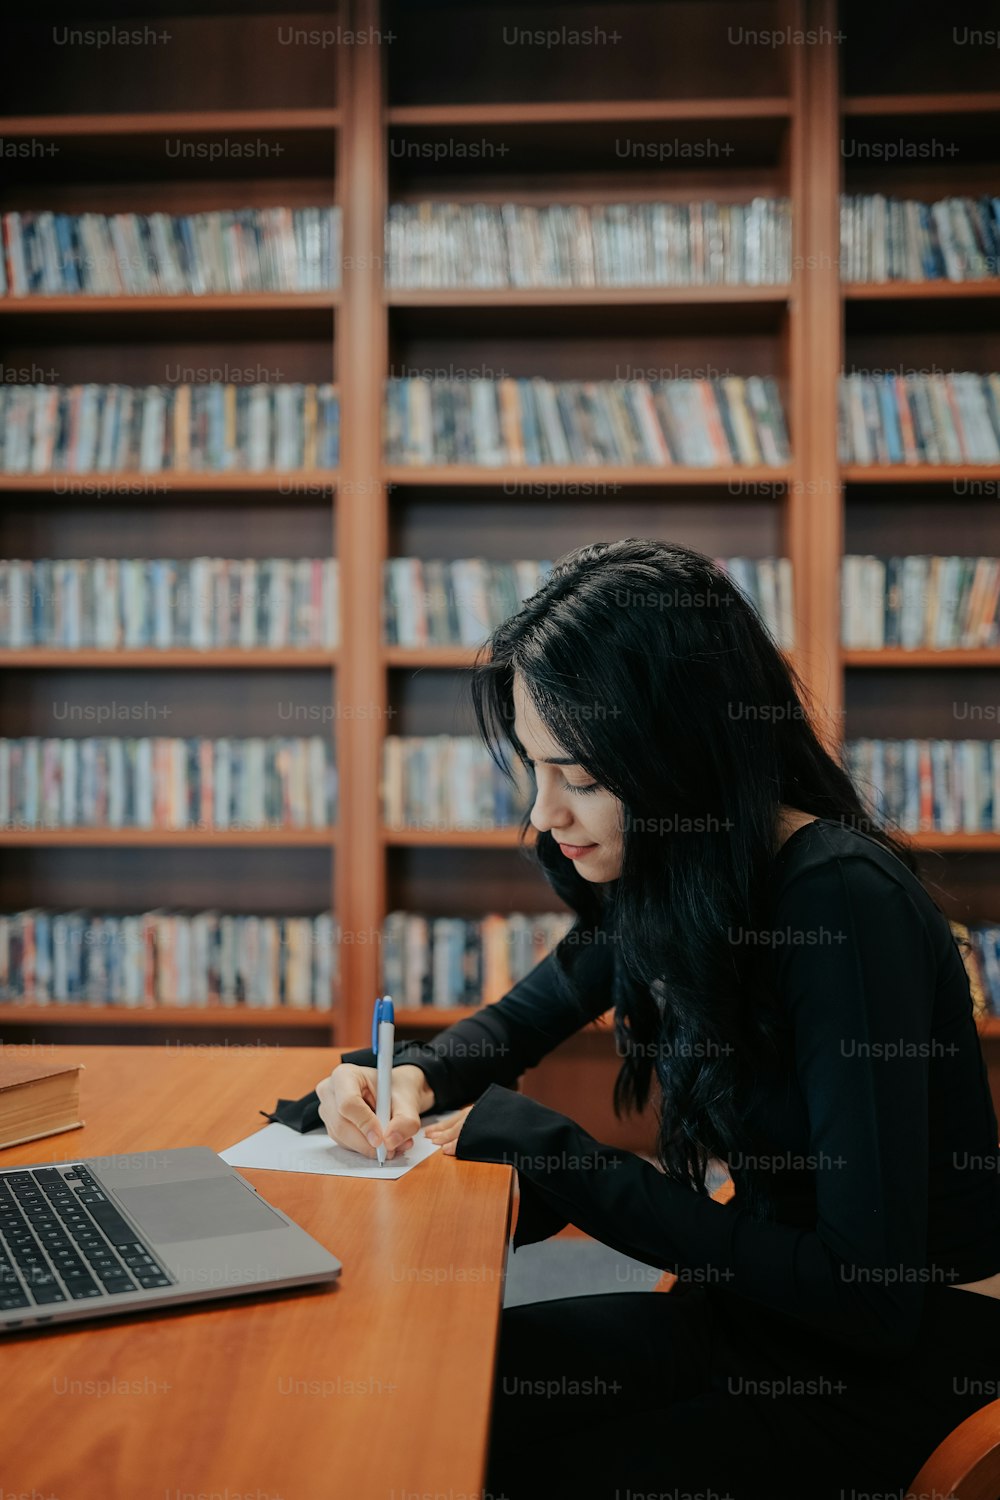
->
xmin=0 ymin=1165 xmax=173 ymax=1311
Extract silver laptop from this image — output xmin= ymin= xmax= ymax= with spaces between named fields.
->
xmin=0 ymin=1146 xmax=341 ymax=1332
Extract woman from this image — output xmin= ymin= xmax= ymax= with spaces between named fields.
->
xmin=269 ymin=538 xmax=1000 ymax=1500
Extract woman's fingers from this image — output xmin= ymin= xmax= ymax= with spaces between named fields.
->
xmin=425 ymin=1104 xmax=473 ymax=1149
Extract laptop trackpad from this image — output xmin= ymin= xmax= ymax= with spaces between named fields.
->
xmin=115 ymin=1175 xmax=287 ymax=1243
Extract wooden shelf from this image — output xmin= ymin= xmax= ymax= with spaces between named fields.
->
xmin=382 ymin=827 xmax=531 ymax=847
xmin=386 ymin=99 xmax=792 ymax=127
xmin=394 ymin=1006 xmax=479 ymax=1026
xmin=386 ymin=286 xmax=791 ymax=308
xmin=844 ymin=649 xmax=1000 ymax=668
xmin=384 ymin=646 xmax=481 ymax=668
xmin=382 ymin=465 xmax=791 ymax=487
xmin=842 ymin=93 xmax=1000 ymax=117
xmin=0 ymin=649 xmax=337 ymax=669
xmin=0 ymin=829 xmax=336 ymax=847
xmin=843 ymin=282 xmax=1000 ymax=300
xmin=0 ymin=109 xmax=341 ymax=136
xmin=906 ymin=833 xmax=1000 ymax=852
xmin=0 ymin=293 xmax=339 ymax=316
xmin=382 ymin=827 xmax=1000 ymax=852
xmin=0 ymin=1004 xmax=332 ymax=1028
xmin=842 ymin=466 xmax=1000 ymax=483
xmin=0 ymin=472 xmax=338 ymax=493
xmin=394 ymin=1005 xmax=619 ymax=1029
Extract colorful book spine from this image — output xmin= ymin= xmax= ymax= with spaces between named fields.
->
xmin=842 ymin=556 xmax=1000 ymax=650
xmin=385 ymin=198 xmax=792 ymax=289
xmin=0 ymin=909 xmax=336 ymax=1009
xmin=381 ymin=737 xmax=533 ymax=829
xmin=0 ymin=207 xmax=342 ymax=297
xmin=384 ymin=377 xmax=790 ymax=468
xmin=0 ymin=384 xmax=340 ymax=473
xmin=845 ymin=739 xmax=1000 ymax=833
xmin=0 ymin=558 xmax=339 ymax=650
xmin=380 ymin=910 xmax=575 ymax=1008
xmin=0 ymin=737 xmax=336 ymax=830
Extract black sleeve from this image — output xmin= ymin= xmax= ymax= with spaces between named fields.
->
xmin=455 ymin=856 xmax=942 ymax=1358
xmin=260 ymin=933 xmax=616 ymax=1132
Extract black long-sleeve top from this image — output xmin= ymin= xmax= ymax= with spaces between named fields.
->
xmin=263 ymin=818 xmax=1000 ymax=1358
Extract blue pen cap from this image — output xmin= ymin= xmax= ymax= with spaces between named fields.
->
xmin=371 ymin=995 xmax=396 ymax=1052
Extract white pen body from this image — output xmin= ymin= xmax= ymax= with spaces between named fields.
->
xmin=375 ymin=1019 xmax=395 ymax=1164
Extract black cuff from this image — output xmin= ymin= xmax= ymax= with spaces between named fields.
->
xmin=454 ymin=1082 xmax=573 ymax=1249
xmin=260 ymin=1091 xmax=323 ymax=1133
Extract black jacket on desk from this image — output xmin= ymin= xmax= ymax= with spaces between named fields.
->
xmin=261 ymin=818 xmax=1000 ymax=1359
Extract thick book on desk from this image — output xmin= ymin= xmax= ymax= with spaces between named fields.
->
xmin=0 ymin=1057 xmax=85 ymax=1150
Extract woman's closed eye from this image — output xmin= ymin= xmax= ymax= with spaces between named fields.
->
xmin=524 ymin=758 xmax=600 ymax=796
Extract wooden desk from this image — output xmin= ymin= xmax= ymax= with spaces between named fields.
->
xmin=0 ymin=1044 xmax=514 ymax=1500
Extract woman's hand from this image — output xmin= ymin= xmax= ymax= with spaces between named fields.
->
xmin=425 ymin=1104 xmax=475 ymax=1156
xmin=314 ymin=1062 xmax=426 ymax=1160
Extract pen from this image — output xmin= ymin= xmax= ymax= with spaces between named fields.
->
xmin=372 ymin=994 xmax=395 ymax=1167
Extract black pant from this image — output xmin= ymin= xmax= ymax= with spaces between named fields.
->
xmin=486 ymin=1279 xmax=1000 ymax=1500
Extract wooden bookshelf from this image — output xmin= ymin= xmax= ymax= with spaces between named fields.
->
xmin=0 ymin=830 xmax=336 ymax=847
xmin=843 ymin=650 xmax=1000 ymax=668
xmin=381 ymin=827 xmax=530 ymax=848
xmin=0 ymin=1004 xmax=330 ymax=1028
xmin=1 ymin=0 xmax=998 ymax=1135
xmin=843 ymin=283 xmax=1000 ymax=301
xmin=0 ymin=650 xmax=337 ymax=669
xmin=0 ymin=473 xmax=338 ymax=493
xmin=841 ymin=93 xmax=1000 ymax=118
xmin=386 ymin=100 xmax=794 ymax=126
xmin=382 ymin=466 xmax=792 ymax=486
xmin=842 ymin=466 xmax=1000 ymax=483
xmin=0 ymin=293 xmax=341 ymax=315
xmin=385 ymin=287 xmax=792 ymax=309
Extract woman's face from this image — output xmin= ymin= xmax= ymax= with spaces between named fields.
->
xmin=512 ymin=673 xmax=624 ymax=883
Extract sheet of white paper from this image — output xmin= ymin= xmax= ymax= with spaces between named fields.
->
xmin=220 ymin=1116 xmax=446 ymax=1179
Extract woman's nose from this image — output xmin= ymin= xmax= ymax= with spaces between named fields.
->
xmin=529 ymin=779 xmax=571 ymax=833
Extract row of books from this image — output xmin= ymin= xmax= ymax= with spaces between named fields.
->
xmin=0 ymin=558 xmax=340 ymax=651
xmin=382 ymin=737 xmax=533 ymax=830
xmin=0 ymin=208 xmax=342 ymax=298
xmin=0 ymin=910 xmax=336 ymax=1008
xmin=841 ymin=556 xmax=1000 ymax=650
xmin=838 ymin=373 xmax=1000 ymax=466
xmin=0 ymin=552 xmax=795 ymax=654
xmin=384 ymin=377 xmax=791 ymax=467
xmin=845 ymin=739 xmax=1000 ymax=834
xmin=955 ymin=923 xmax=1000 ymax=1019
xmin=0 ymin=738 xmax=335 ymax=830
xmin=8 ymin=374 xmax=999 ymax=473
xmin=385 ymin=199 xmax=792 ymax=288
xmin=5 ymin=195 xmax=997 ymax=297
xmin=383 ymin=556 xmax=795 ymax=651
xmin=0 ymin=384 xmax=341 ymax=474
xmin=381 ymin=910 xmax=575 ymax=1009
xmin=1 ymin=903 xmax=996 ymax=1018
xmin=840 ymin=195 xmax=1000 ymax=284
xmin=384 ymin=558 xmax=550 ymax=647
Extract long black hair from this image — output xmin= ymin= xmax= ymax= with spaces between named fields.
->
xmin=469 ymin=537 xmax=922 ymax=1221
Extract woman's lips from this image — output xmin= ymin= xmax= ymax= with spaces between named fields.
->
xmin=557 ymin=842 xmax=598 ymax=859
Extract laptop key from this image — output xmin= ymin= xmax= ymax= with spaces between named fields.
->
xmin=80 ymin=1201 xmax=143 ymax=1247
xmin=28 ymin=1284 xmax=67 ymax=1305
xmin=66 ymin=1280 xmax=102 ymax=1299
